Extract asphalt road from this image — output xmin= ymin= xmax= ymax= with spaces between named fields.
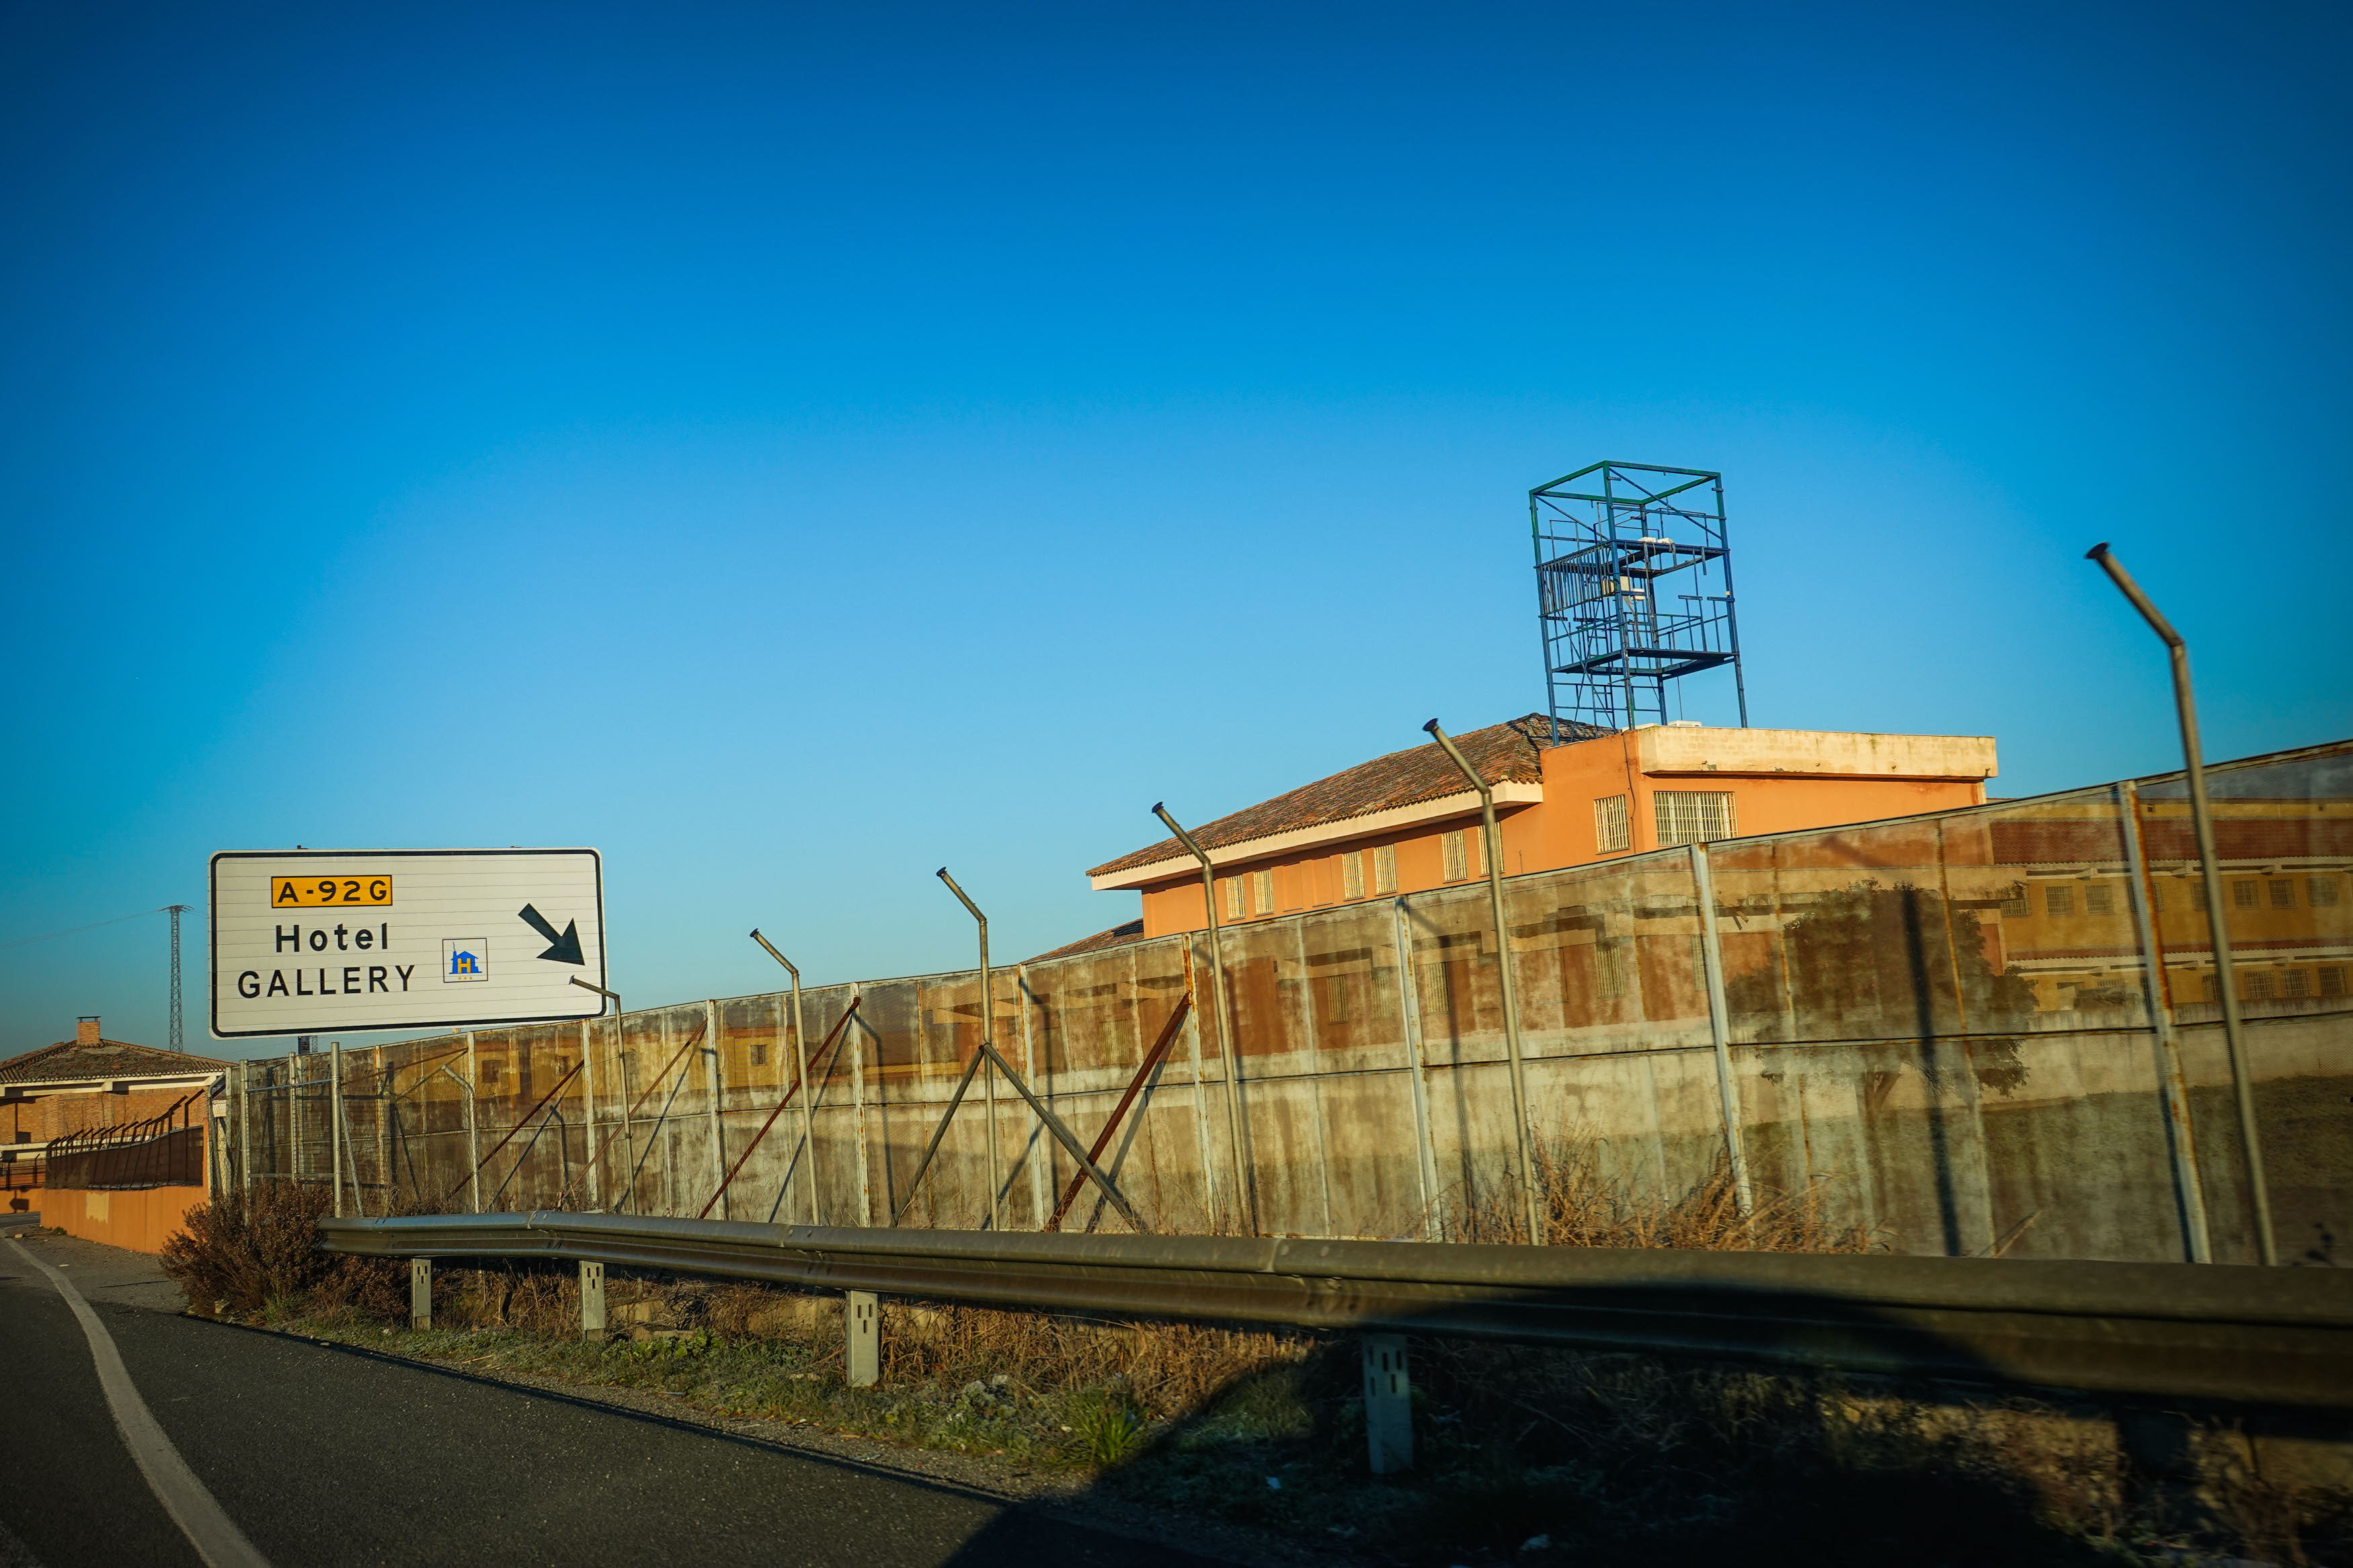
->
xmin=0 ymin=1229 xmax=1229 ymax=1568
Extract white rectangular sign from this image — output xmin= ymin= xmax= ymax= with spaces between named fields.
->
xmin=209 ymin=849 xmax=606 ymax=1038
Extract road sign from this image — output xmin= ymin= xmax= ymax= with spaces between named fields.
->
xmin=208 ymin=849 xmax=606 ymax=1038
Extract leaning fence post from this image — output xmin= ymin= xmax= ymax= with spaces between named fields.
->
xmin=409 ymin=1258 xmax=433 ymax=1330
xmin=703 ymin=1000 xmax=727 ymax=1221
xmin=238 ymin=1061 xmax=252 ymax=1194
xmin=2120 ymin=780 xmax=2212 ymax=1263
xmin=846 ymin=1290 xmax=879 ymax=1387
xmin=580 ymin=1260 xmax=606 ymax=1343
xmin=463 ymin=1032 xmax=482 ymax=1214
xmin=1361 ymin=1334 xmax=1412 ymax=1475
xmin=1689 ymin=843 xmax=1754 ymax=1216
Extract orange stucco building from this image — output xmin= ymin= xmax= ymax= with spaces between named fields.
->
xmin=1 ymin=1017 xmax=229 ymax=1250
xmin=1087 ymin=716 xmax=1997 ymax=938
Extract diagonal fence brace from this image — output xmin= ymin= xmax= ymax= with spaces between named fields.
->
xmin=1047 ymin=993 xmax=1191 ymax=1231
xmin=893 ymin=1036 xmax=1148 ymax=1233
xmin=699 ymin=998 xmax=862 ymax=1219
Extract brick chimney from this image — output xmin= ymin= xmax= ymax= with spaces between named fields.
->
xmin=76 ymin=1016 xmax=101 ymax=1045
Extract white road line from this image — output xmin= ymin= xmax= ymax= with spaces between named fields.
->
xmin=8 ymin=1241 xmax=270 ymax=1568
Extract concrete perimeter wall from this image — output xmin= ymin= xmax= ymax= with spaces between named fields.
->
xmin=226 ymin=741 xmax=2352 ymax=1266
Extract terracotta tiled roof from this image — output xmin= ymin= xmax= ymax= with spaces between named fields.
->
xmin=1023 ymin=919 xmax=1150 ymax=964
xmin=1088 ymin=714 xmax=1609 ymax=879
xmin=0 ymin=1038 xmax=235 ymax=1086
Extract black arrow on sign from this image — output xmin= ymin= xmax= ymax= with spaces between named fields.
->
xmin=518 ymin=904 xmax=586 ymax=965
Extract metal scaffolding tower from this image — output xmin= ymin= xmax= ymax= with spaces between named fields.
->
xmin=1530 ymin=460 xmax=1748 ymax=739
xmin=166 ymin=904 xmax=189 ymax=1050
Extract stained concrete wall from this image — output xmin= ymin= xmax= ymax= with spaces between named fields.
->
xmin=229 ymin=740 xmax=2352 ymax=1266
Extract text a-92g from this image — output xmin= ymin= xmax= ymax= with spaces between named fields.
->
xmin=270 ymin=876 xmax=393 ymax=907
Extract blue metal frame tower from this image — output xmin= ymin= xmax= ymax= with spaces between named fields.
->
xmin=1531 ymin=460 xmax=1748 ymax=739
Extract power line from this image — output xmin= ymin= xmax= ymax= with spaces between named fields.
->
xmin=0 ymin=907 xmax=169 ymax=953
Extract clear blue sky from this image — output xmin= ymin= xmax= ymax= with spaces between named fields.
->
xmin=3 ymin=1 xmax=2347 ymax=1061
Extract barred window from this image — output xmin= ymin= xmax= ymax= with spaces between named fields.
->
xmin=1223 ymin=876 xmax=1244 ymax=921
xmin=1251 ymin=870 xmax=1273 ymax=915
xmin=2233 ymin=880 xmax=2261 ymax=909
xmin=2311 ymin=876 xmax=2340 ymax=908
xmin=2200 ymin=974 xmax=2220 ymax=1003
xmin=2044 ymin=885 xmax=2075 ymax=917
xmin=2243 ymin=969 xmax=2275 ymax=1001
xmin=749 ymin=1040 xmax=766 ymax=1067
xmin=2192 ymin=880 xmax=2209 ymax=911
xmin=2151 ymin=884 xmax=2165 ymax=912
xmin=2321 ymin=966 xmax=2348 ymax=998
xmin=1594 ymin=794 xmax=1632 ymax=853
xmin=1341 ymin=851 xmax=1365 ymax=901
xmin=1653 ymin=790 xmax=1733 ymax=848
xmin=2282 ymin=968 xmax=2311 ymax=999
xmin=1372 ymin=844 xmax=1398 ymax=895
xmin=1999 ymin=885 xmax=2030 ymax=919
xmin=1442 ymin=831 xmax=1470 ymax=882
xmin=2084 ymin=883 xmax=2115 ymax=915
xmin=2268 ymin=880 xmax=2297 ymax=910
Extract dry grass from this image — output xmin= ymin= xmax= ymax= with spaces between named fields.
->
xmin=1442 ymin=1132 xmax=1877 ymax=1253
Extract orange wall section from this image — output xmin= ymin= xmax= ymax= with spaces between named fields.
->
xmin=32 ymin=1185 xmax=208 ymax=1255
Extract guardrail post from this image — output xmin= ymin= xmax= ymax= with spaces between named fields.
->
xmin=580 ymin=1260 xmax=606 ymax=1343
xmin=1361 ymin=1334 xmax=1412 ymax=1475
xmin=409 ymin=1258 xmax=433 ymax=1330
xmin=846 ymin=1291 xmax=880 ymax=1387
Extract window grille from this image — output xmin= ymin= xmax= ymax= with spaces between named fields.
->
xmin=1594 ymin=795 xmax=1631 ymax=853
xmin=1442 ymin=831 xmax=1469 ymax=882
xmin=2233 ymin=880 xmax=2260 ymax=909
xmin=2151 ymin=884 xmax=2165 ymax=912
xmin=1999 ymin=886 xmax=2030 ymax=919
xmin=2084 ymin=883 xmax=2114 ymax=915
xmin=1223 ymin=876 xmax=1244 ymax=921
xmin=2045 ymin=885 xmax=2075 ymax=917
xmin=2243 ymin=968 xmax=2275 ymax=1001
xmin=2269 ymin=880 xmax=2297 ymax=910
xmin=1653 ymin=790 xmax=1733 ymax=848
xmin=1251 ymin=870 xmax=1273 ymax=915
xmin=1341 ymin=852 xmax=1365 ymax=901
xmin=1372 ymin=844 xmax=1398 ymax=895
xmin=2321 ymin=966 xmax=2348 ymax=998
xmin=2311 ymin=876 xmax=2340 ymax=908
xmin=2200 ymin=974 xmax=2220 ymax=1003
xmin=2282 ymin=968 xmax=2311 ymax=999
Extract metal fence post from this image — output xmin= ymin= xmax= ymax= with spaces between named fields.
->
xmin=409 ymin=1258 xmax=433 ymax=1330
xmin=851 ymin=1000 xmax=872 ymax=1227
xmin=329 ymin=1044 xmax=346 ymax=1218
xmin=1152 ymin=804 xmax=1256 ymax=1234
xmin=846 ymin=1290 xmax=879 ymax=1387
xmin=579 ymin=1021 xmax=600 ymax=1212
xmin=1689 ymin=844 xmax=1754 ymax=1215
xmin=2089 ymin=543 xmax=2276 ymax=1265
xmin=750 ymin=932 xmax=821 ymax=1227
xmin=1020 ymin=966 xmax=1053 ymax=1229
xmin=2120 ymin=781 xmax=2213 ymax=1264
xmin=1361 ymin=1334 xmax=1412 ymax=1475
xmin=462 ymin=1033 xmax=482 ymax=1214
xmin=1423 ymin=720 xmax=1544 ymax=1247
xmin=580 ymin=1260 xmax=606 ymax=1343
xmin=704 ymin=1001 xmax=727 ymax=1221
xmin=936 ymin=869 xmax=1001 ymax=1232
xmin=238 ymin=1060 xmax=252 ymax=1194
xmin=1392 ymin=900 xmax=1445 ymax=1240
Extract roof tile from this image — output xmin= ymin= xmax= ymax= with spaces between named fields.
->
xmin=1088 ymin=714 xmax=1607 ymax=878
